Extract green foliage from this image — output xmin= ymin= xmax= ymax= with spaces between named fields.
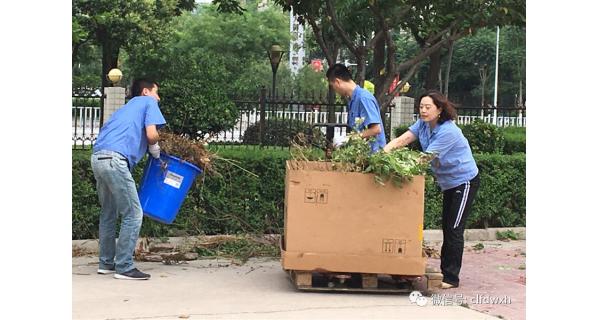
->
xmin=445 ymin=26 xmax=526 ymax=106
xmin=496 ymin=229 xmax=519 ymax=241
xmin=72 ymin=151 xmax=101 ymax=239
xmin=72 ymin=149 xmax=525 ymax=239
xmin=473 ymin=243 xmax=484 ymax=250
xmin=366 ymin=148 xmax=432 ymax=187
xmin=501 ymin=126 xmax=526 ymax=154
xmin=293 ymin=65 xmax=329 ymax=99
xmin=331 ymin=133 xmax=373 ymax=172
xmin=170 ymin=5 xmax=291 ymax=92
xmin=466 ymin=153 xmax=526 ymax=228
xmin=393 ymin=122 xmax=525 ymax=154
xmin=72 ymin=0 xmax=196 ymax=86
xmin=158 ymin=52 xmax=238 ymax=138
xmin=243 ymin=118 xmax=315 ymax=147
xmin=461 ymin=119 xmax=505 ymax=154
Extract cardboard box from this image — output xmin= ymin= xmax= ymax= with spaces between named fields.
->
xmin=281 ymin=160 xmax=426 ymax=276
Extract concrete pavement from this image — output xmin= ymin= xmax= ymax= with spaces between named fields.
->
xmin=73 ymin=256 xmax=498 ymax=320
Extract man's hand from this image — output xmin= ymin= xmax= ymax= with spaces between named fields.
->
xmin=148 ymin=143 xmax=161 ymax=159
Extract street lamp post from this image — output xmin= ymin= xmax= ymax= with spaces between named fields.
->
xmin=268 ymin=44 xmax=285 ymax=97
xmin=107 ymin=68 xmax=123 ymax=86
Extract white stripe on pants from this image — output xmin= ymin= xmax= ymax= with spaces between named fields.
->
xmin=453 ymin=181 xmax=471 ymax=229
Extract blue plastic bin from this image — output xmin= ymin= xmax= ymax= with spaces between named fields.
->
xmin=138 ymin=154 xmax=202 ymax=224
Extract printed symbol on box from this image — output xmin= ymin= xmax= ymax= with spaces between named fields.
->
xmin=304 ymin=188 xmax=316 ymax=203
xmin=395 ymin=240 xmax=406 ymax=255
xmin=164 ymin=171 xmax=183 ymax=189
xmin=382 ymin=239 xmax=406 ymax=255
xmin=382 ymin=239 xmax=394 ymax=253
xmin=317 ymin=189 xmax=328 ymax=204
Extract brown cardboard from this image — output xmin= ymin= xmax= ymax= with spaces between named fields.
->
xmin=282 ymin=160 xmax=426 ymax=276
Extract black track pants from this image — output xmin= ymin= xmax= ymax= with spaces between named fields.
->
xmin=440 ymin=174 xmax=480 ymax=287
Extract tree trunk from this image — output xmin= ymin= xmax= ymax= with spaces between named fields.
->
xmin=373 ymin=32 xmax=386 ymax=98
xmin=354 ymin=49 xmax=366 ymax=87
xmin=100 ymin=37 xmax=120 ymax=88
xmin=443 ymin=40 xmax=455 ymax=96
xmin=424 ymin=48 xmax=442 ymax=90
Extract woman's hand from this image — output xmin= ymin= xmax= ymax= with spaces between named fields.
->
xmin=384 ymin=130 xmax=417 ymax=153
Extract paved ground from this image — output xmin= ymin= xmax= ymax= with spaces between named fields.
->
xmin=425 ymin=240 xmax=526 ymax=320
xmin=72 ymin=240 xmax=525 ymax=320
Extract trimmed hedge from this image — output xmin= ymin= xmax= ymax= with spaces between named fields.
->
xmin=501 ymin=126 xmax=526 ymax=154
xmin=72 ymin=148 xmax=525 ymax=239
xmin=243 ymin=118 xmax=316 ymax=147
xmin=393 ymin=122 xmax=525 ymax=154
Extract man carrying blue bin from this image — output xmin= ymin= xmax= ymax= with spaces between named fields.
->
xmin=90 ymin=78 xmax=165 ymax=280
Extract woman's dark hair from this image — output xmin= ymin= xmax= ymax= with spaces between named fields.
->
xmin=419 ymin=90 xmax=457 ymax=123
xmin=130 ymin=78 xmax=159 ymax=98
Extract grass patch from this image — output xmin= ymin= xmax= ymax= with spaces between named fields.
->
xmin=496 ymin=229 xmax=519 ymax=241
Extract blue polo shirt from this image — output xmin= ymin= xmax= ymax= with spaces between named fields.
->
xmin=347 ymin=86 xmax=387 ymax=153
xmin=409 ymin=119 xmax=478 ymax=191
xmin=93 ymin=96 xmax=166 ymax=169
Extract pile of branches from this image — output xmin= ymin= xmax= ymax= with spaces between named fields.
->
xmin=159 ymin=131 xmax=214 ymax=174
xmin=291 ymin=130 xmax=434 ymax=187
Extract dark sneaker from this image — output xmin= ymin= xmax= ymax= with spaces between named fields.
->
xmin=114 ymin=268 xmax=151 ymax=280
xmin=97 ymin=266 xmax=116 ymax=274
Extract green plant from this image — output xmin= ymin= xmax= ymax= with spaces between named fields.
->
xmin=365 ymin=148 xmax=432 ymax=186
xmin=329 ymin=128 xmax=433 ymax=187
xmin=243 ymin=118 xmax=317 ymax=147
xmin=473 ymin=243 xmax=484 ymax=250
xmin=331 ymin=132 xmax=373 ymax=172
xmin=466 ymin=153 xmax=526 ymax=228
xmin=392 ymin=123 xmax=526 ymax=155
xmin=159 ymin=52 xmax=239 ymax=139
xmin=461 ymin=119 xmax=505 ymax=154
xmin=72 ymin=149 xmax=526 ymax=239
xmin=501 ymin=126 xmax=526 ymax=154
xmin=496 ymin=229 xmax=519 ymax=241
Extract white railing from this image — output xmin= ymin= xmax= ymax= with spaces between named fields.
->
xmin=412 ymin=113 xmax=526 ymax=127
xmin=72 ymin=106 xmax=101 ymax=147
xmin=212 ymin=110 xmax=350 ymax=142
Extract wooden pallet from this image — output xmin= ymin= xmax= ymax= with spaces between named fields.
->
xmin=288 ymin=270 xmax=443 ymax=294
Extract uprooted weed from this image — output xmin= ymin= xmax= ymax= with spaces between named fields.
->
xmin=160 ymin=131 xmax=258 ymax=179
xmin=194 ymin=235 xmax=280 ymax=264
xmin=160 ymin=131 xmax=214 ymax=174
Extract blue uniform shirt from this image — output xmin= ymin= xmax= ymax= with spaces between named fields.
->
xmin=347 ymin=86 xmax=387 ymax=153
xmin=93 ymin=96 xmax=166 ymax=169
xmin=409 ymin=119 xmax=478 ymax=191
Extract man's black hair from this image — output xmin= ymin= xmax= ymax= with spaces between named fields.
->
xmin=130 ymin=78 xmax=159 ymax=98
xmin=326 ymin=64 xmax=353 ymax=82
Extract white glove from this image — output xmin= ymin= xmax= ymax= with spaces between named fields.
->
xmin=332 ymin=135 xmax=350 ymax=148
xmin=148 ymin=143 xmax=161 ymax=159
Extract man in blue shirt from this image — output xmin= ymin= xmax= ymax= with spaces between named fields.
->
xmin=91 ymin=79 xmax=166 ymax=280
xmin=326 ymin=64 xmax=386 ymax=153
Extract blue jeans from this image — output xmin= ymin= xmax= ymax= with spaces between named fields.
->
xmin=91 ymin=150 xmax=143 ymax=273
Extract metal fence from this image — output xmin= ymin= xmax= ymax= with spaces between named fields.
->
xmin=412 ymin=106 xmax=527 ymax=127
xmin=72 ymin=88 xmax=102 ymax=149
xmin=213 ymin=88 xmax=356 ymax=147
xmin=72 ymin=86 xmax=525 ymax=150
